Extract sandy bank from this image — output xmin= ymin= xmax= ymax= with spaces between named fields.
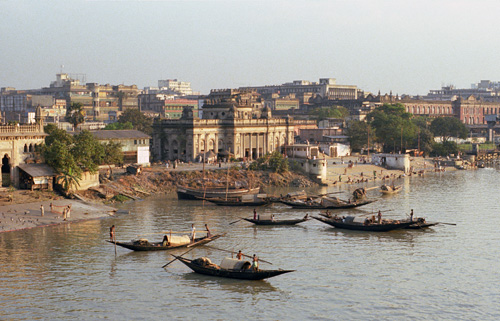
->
xmin=0 ymin=199 xmax=117 ymax=233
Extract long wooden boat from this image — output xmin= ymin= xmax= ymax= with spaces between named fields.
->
xmin=313 ymin=216 xmax=415 ymax=232
xmin=173 ymin=256 xmax=294 ymax=280
xmin=107 ymin=234 xmax=223 ymax=251
xmin=242 ymin=216 xmax=309 ymax=225
xmin=280 ymin=199 xmax=375 ymax=209
xmin=204 ymin=198 xmax=272 ymax=207
xmin=177 ymin=185 xmax=260 ymax=200
xmin=404 ymin=219 xmax=439 ymax=229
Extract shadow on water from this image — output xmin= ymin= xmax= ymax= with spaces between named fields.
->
xmin=181 ymin=272 xmax=279 ymax=294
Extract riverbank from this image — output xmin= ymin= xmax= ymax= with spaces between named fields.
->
xmin=0 ymin=199 xmax=117 ymax=233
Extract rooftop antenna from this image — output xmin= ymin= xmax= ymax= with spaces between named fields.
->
xmin=60 ymin=64 xmax=64 ymax=74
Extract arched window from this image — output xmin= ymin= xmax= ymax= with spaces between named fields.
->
xmin=24 ymin=144 xmax=28 ymax=153
xmin=29 ymin=144 xmax=34 ymax=152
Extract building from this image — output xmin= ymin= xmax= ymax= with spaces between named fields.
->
xmin=424 ymin=80 xmax=500 ymax=101
xmin=240 ymin=78 xmax=360 ymax=101
xmin=89 ymin=130 xmax=151 ymax=166
xmin=138 ymin=94 xmax=198 ymax=119
xmin=0 ymin=106 xmax=47 ymax=188
xmin=152 ymin=89 xmax=316 ymax=162
xmin=157 ymin=79 xmax=196 ymax=96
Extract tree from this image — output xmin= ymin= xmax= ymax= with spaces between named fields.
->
xmin=367 ymin=103 xmax=418 ymax=153
xmin=118 ymin=108 xmax=153 ymax=135
xmin=66 ymin=102 xmax=86 ymax=131
xmin=102 ymin=141 xmax=124 ymax=165
xmin=44 ymin=123 xmax=74 ymax=146
xmin=430 ymin=117 xmax=468 ymax=142
xmin=346 ymin=121 xmax=375 ymax=152
xmin=104 ymin=121 xmax=134 ymax=130
xmin=309 ymin=106 xmax=349 ymax=121
xmin=72 ymin=130 xmax=105 ymax=173
xmin=249 ymin=151 xmax=289 ymax=173
xmin=57 ymin=166 xmax=81 ymax=193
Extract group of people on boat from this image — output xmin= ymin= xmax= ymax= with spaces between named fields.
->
xmin=235 ymin=250 xmax=259 ymax=271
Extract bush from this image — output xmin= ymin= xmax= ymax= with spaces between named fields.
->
xmin=431 ymin=141 xmax=459 ymax=157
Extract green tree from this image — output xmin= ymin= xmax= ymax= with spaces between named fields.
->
xmin=102 ymin=141 xmax=124 ymax=165
xmin=367 ymin=103 xmax=418 ymax=153
xmin=309 ymin=106 xmax=349 ymax=121
xmin=104 ymin=121 xmax=134 ymax=130
xmin=249 ymin=151 xmax=289 ymax=173
xmin=430 ymin=117 xmax=468 ymax=142
xmin=72 ymin=130 xmax=105 ymax=173
xmin=410 ymin=116 xmax=434 ymax=155
xmin=346 ymin=121 xmax=375 ymax=152
xmin=118 ymin=108 xmax=153 ymax=135
xmin=57 ymin=167 xmax=81 ymax=193
xmin=431 ymin=141 xmax=459 ymax=157
xmin=66 ymin=102 xmax=86 ymax=131
xmin=44 ymin=123 xmax=74 ymax=146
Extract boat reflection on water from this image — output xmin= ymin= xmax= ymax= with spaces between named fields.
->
xmin=181 ymin=272 xmax=280 ymax=295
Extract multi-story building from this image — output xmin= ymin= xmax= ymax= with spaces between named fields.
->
xmin=424 ymin=80 xmax=500 ymax=101
xmin=240 ymin=78 xmax=360 ymax=100
xmin=152 ymin=89 xmax=315 ymax=162
xmin=138 ymin=93 xmax=198 ymax=119
xmin=157 ymin=79 xmax=195 ymax=96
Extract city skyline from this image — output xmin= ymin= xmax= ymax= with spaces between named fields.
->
xmin=2 ymin=0 xmax=500 ymax=95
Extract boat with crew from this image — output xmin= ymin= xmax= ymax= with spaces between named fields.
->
xmin=108 ymin=233 xmax=223 ymax=251
xmin=242 ymin=215 xmax=310 ymax=225
xmin=172 ymin=255 xmax=294 ymax=280
xmin=280 ymin=197 xmax=375 ymax=209
xmin=202 ymin=193 xmax=272 ymax=206
xmin=313 ymin=215 xmax=415 ymax=232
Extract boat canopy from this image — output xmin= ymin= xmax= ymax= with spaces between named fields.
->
xmin=343 ymin=216 xmax=366 ymax=224
xmin=167 ymin=235 xmax=191 ymax=246
xmin=220 ymin=257 xmax=252 ymax=270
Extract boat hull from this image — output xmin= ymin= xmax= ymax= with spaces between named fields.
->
xmin=206 ymin=199 xmax=271 ymax=207
xmin=177 ymin=186 xmax=260 ymax=200
xmin=175 ymin=256 xmax=294 ymax=280
xmin=242 ymin=218 xmax=309 ymax=225
xmin=313 ymin=216 xmax=415 ymax=232
xmin=280 ymin=199 xmax=375 ymax=209
xmin=108 ymin=234 xmax=222 ymax=251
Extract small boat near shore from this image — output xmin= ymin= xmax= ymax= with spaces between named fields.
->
xmin=242 ymin=215 xmax=309 ymax=225
xmin=201 ymin=193 xmax=272 ymax=207
xmin=108 ymin=234 xmax=223 ymax=251
xmin=173 ymin=256 xmax=294 ymax=280
xmin=380 ymin=184 xmax=402 ymax=194
xmin=313 ymin=215 xmax=415 ymax=232
xmin=177 ymin=185 xmax=260 ymax=200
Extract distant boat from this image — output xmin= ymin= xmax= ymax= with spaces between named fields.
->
xmin=176 ymin=185 xmax=260 ymax=200
xmin=204 ymin=197 xmax=272 ymax=207
xmin=173 ymin=256 xmax=294 ymax=280
xmin=280 ymin=198 xmax=375 ymax=209
xmin=313 ymin=215 xmax=415 ymax=232
xmin=107 ymin=234 xmax=223 ymax=251
xmin=242 ymin=216 xmax=309 ymax=225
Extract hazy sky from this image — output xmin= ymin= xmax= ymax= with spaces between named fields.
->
xmin=2 ymin=0 xmax=500 ymax=95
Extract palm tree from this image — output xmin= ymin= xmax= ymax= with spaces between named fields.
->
xmin=57 ymin=167 xmax=81 ymax=193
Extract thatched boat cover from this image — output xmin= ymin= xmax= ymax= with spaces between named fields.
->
xmin=167 ymin=235 xmax=191 ymax=246
xmin=321 ymin=197 xmax=345 ymax=207
xmin=344 ymin=216 xmax=365 ymax=224
xmin=220 ymin=257 xmax=251 ymax=270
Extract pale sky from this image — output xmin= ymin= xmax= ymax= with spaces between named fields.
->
xmin=2 ymin=0 xmax=500 ymax=96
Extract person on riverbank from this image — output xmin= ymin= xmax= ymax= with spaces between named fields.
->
xmin=40 ymin=204 xmax=44 ymax=217
xmin=67 ymin=205 xmax=71 ymax=218
xmin=110 ymin=225 xmax=115 ymax=241
xmin=190 ymin=224 xmax=196 ymax=243
xmin=63 ymin=207 xmax=67 ymax=221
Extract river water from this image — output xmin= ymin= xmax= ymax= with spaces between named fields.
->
xmin=1 ymin=168 xmax=500 ymax=320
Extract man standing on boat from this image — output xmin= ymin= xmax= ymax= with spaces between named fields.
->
xmin=377 ymin=210 xmax=382 ymax=224
xmin=252 ymin=254 xmax=259 ymax=271
xmin=190 ymin=224 xmax=196 ymax=243
xmin=410 ymin=209 xmax=414 ymax=222
xmin=205 ymin=224 xmax=212 ymax=238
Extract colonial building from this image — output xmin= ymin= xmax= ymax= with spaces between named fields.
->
xmin=138 ymin=94 xmax=198 ymax=119
xmin=0 ymin=106 xmax=46 ymax=187
xmin=152 ymin=89 xmax=315 ymax=162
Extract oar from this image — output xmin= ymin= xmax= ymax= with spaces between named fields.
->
xmin=187 ymin=237 xmax=213 ymax=248
xmin=438 ymin=222 xmax=457 ymax=226
xmin=229 ymin=218 xmax=248 ymax=225
xmin=360 ymin=209 xmax=394 ymax=216
xmin=162 ymin=247 xmax=196 ymax=268
xmin=204 ymin=245 xmax=273 ymax=265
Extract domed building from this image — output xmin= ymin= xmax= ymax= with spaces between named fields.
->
xmin=152 ymin=89 xmax=315 ymax=162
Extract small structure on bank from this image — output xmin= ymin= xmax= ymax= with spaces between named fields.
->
xmin=372 ymin=153 xmax=410 ymax=173
xmin=18 ymin=163 xmax=56 ymax=190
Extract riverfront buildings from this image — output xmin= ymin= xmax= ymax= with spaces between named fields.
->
xmin=152 ymin=89 xmax=316 ymax=162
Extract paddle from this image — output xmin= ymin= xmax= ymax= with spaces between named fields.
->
xmin=203 ymin=245 xmax=273 ymax=265
xmin=229 ymin=218 xmax=248 ymax=225
xmin=187 ymin=237 xmax=213 ymax=248
xmin=162 ymin=247 xmax=196 ymax=268
xmin=438 ymin=222 xmax=457 ymax=226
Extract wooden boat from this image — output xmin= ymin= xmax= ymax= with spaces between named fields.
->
xmin=176 ymin=185 xmax=260 ymax=200
xmin=313 ymin=215 xmax=415 ymax=232
xmin=242 ymin=216 xmax=309 ymax=225
xmin=173 ymin=256 xmax=294 ymax=280
xmin=280 ymin=198 xmax=375 ymax=209
xmin=107 ymin=234 xmax=223 ymax=251
xmin=380 ymin=184 xmax=402 ymax=194
xmin=405 ymin=218 xmax=439 ymax=229
xmin=205 ymin=198 xmax=272 ymax=206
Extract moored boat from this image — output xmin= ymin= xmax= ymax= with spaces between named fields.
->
xmin=173 ymin=256 xmax=294 ymax=280
xmin=404 ymin=218 xmax=439 ymax=229
xmin=177 ymin=185 xmax=260 ymax=200
xmin=203 ymin=193 xmax=272 ymax=206
xmin=380 ymin=184 xmax=402 ymax=194
xmin=108 ymin=234 xmax=223 ymax=251
xmin=313 ymin=215 xmax=415 ymax=232
xmin=280 ymin=198 xmax=375 ymax=209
